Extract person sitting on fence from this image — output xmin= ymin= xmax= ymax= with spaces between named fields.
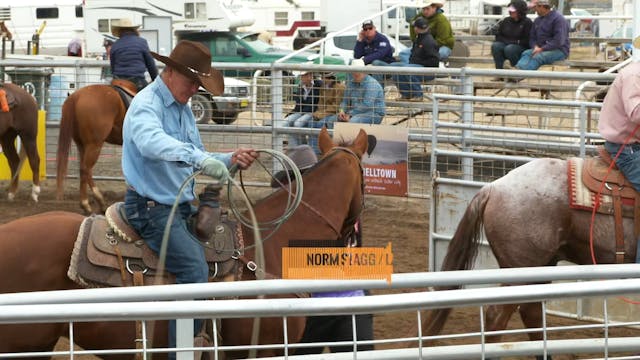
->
xmin=402 ymin=0 xmax=454 ymax=64
xmin=491 ymin=0 xmax=532 ymax=71
xmin=513 ymin=0 xmax=569 ymax=73
xmin=313 ymin=59 xmax=385 ymax=133
xmin=279 ymin=70 xmax=322 ymax=146
xmin=110 ymin=18 xmax=158 ymax=91
xmin=354 ymin=20 xmax=396 ymax=66
xmin=307 ymin=72 xmax=346 ymax=152
xmin=388 ymin=17 xmax=439 ymax=101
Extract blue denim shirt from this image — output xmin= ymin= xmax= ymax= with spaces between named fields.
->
xmin=340 ymin=75 xmax=385 ymax=118
xmin=122 ymin=76 xmax=231 ymax=205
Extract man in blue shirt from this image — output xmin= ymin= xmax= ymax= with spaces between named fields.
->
xmin=312 ymin=59 xmax=385 ymax=135
xmin=110 ymin=18 xmax=158 ymax=91
xmin=122 ymin=40 xmax=258 ymax=358
xmin=513 ymin=0 xmax=569 ymax=72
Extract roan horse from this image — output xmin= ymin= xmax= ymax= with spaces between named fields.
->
xmin=56 ymin=82 xmax=135 ymax=214
xmin=0 ymin=127 xmax=368 ymax=359
xmin=0 ymin=82 xmax=41 ymax=202
xmin=421 ymin=157 xmax=637 ymax=353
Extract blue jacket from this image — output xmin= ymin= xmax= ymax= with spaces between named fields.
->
xmin=291 ymin=79 xmax=323 ymax=113
xmin=110 ymin=33 xmax=159 ymax=80
xmin=354 ymin=32 xmax=395 ymax=64
xmin=529 ymin=10 xmax=570 ymax=56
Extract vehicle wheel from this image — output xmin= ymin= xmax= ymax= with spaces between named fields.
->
xmin=212 ymin=110 xmax=238 ymax=125
xmin=191 ymin=94 xmax=213 ymax=124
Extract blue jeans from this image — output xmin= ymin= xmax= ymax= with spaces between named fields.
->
xmin=515 ymin=49 xmax=567 ymax=71
xmin=282 ymin=112 xmax=313 ymax=146
xmin=400 ymin=46 xmax=451 ymax=63
xmin=398 ymin=48 xmax=411 ymax=64
xmin=124 ymin=189 xmax=208 ymax=359
xmin=113 ymin=74 xmax=148 ymax=91
xmin=491 ymin=42 xmax=525 ymax=69
xmin=389 ymin=62 xmax=434 ymax=98
xmin=307 ymin=118 xmax=330 ymax=154
xmin=439 ymin=46 xmax=452 ymax=61
xmin=604 ymin=141 xmax=640 ymax=263
xmin=370 ymin=59 xmax=390 ymax=85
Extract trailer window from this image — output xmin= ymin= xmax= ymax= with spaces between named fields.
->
xmin=97 ymin=19 xmax=110 ymax=33
xmin=185 ymin=2 xmax=207 ymax=20
xmin=36 ymin=7 xmax=59 ymax=19
xmin=274 ymin=11 xmax=288 ymax=26
xmin=75 ymin=5 xmax=83 ymax=18
xmin=301 ymin=11 xmax=314 ymax=20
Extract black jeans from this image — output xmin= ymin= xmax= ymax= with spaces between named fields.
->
xmin=295 ymin=313 xmax=374 ymax=354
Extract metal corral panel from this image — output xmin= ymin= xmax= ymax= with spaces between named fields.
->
xmin=431 ymin=181 xmax=497 ymax=276
xmin=546 ymin=261 xmax=640 ymax=323
xmin=432 ymin=181 xmax=640 ymax=322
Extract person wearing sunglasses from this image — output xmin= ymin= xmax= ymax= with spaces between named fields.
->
xmin=354 ymin=19 xmax=396 ymax=66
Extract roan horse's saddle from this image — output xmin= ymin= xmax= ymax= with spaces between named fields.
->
xmin=568 ymin=147 xmax=640 ymax=263
xmin=68 ymin=185 xmax=243 ymax=288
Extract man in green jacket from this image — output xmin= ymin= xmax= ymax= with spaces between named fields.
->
xmin=401 ymin=0 xmax=455 ymax=63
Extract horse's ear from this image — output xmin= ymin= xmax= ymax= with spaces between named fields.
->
xmin=351 ymin=129 xmax=368 ymax=158
xmin=318 ymin=126 xmax=333 ymax=155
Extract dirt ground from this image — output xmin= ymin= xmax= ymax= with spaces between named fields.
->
xmin=0 ymin=180 xmax=638 ymax=358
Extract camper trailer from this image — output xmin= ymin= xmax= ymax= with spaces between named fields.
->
xmin=237 ymin=0 xmax=322 ymax=49
xmin=0 ymin=0 xmax=84 ymax=56
xmin=83 ymin=0 xmax=255 ymax=56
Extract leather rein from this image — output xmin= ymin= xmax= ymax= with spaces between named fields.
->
xmin=303 ymin=146 xmax=365 ymax=244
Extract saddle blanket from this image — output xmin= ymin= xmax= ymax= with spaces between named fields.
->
xmin=567 ymin=157 xmax=634 ymax=214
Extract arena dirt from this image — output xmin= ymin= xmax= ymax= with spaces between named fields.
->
xmin=0 ymin=180 xmax=637 ymax=359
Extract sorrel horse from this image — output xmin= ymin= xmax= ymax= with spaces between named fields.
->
xmin=0 ymin=82 xmax=41 ymax=202
xmin=56 ymin=82 xmax=134 ymax=214
xmin=421 ymin=157 xmax=636 ymax=349
xmin=0 ymin=127 xmax=368 ymax=359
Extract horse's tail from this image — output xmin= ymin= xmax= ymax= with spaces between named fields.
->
xmin=56 ymin=93 xmax=76 ymax=200
xmin=421 ymin=185 xmax=492 ymax=337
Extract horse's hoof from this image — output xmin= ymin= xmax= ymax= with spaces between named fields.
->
xmin=80 ymin=200 xmax=93 ymax=215
xmin=31 ymin=185 xmax=41 ymax=202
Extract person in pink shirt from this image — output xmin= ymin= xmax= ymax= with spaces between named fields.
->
xmin=598 ymin=48 xmax=640 ymax=260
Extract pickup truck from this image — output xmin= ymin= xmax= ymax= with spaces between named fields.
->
xmin=191 ymin=77 xmax=250 ymax=124
xmin=176 ymin=30 xmax=347 ymax=77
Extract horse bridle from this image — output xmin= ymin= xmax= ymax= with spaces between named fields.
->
xmin=300 ymin=146 xmax=365 ymax=244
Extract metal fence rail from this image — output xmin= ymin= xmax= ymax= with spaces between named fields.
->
xmin=2 ymin=265 xmax=640 ymax=359
xmin=1 ymin=58 xmax=613 ymax=199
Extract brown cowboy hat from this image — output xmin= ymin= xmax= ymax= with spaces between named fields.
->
xmin=151 ymin=40 xmax=224 ymax=95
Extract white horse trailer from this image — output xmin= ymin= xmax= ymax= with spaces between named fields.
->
xmin=0 ymin=0 xmax=84 ymax=56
